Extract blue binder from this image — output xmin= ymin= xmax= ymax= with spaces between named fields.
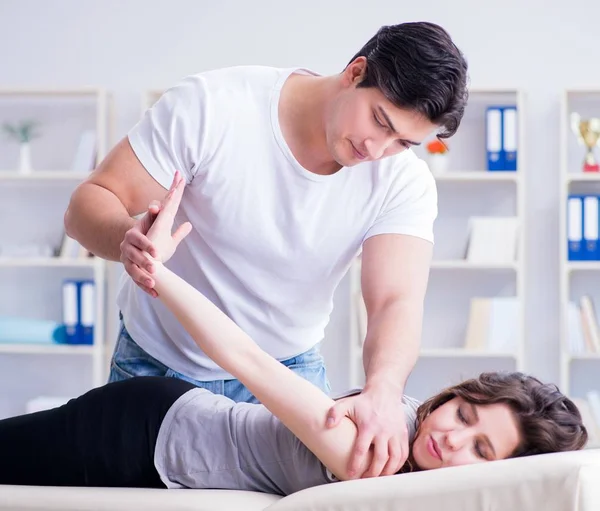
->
xmin=486 ymin=106 xmax=504 ymax=171
xmin=567 ymin=195 xmax=584 ymax=261
xmin=584 ymin=195 xmax=600 ymax=261
xmin=62 ymin=279 xmax=95 ymax=344
xmin=62 ymin=280 xmax=80 ymax=344
xmin=79 ymin=280 xmax=95 ymax=345
xmin=502 ymin=106 xmax=518 ymax=171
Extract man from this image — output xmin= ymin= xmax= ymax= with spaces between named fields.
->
xmin=64 ymin=21 xmax=468 ymax=479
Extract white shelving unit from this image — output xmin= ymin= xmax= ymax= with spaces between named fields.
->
xmin=0 ymin=88 xmax=110 ymax=416
xmin=559 ymin=88 xmax=600 ymax=398
xmin=349 ymin=88 xmax=526 ymax=400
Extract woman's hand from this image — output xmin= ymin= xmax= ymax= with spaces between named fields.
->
xmin=119 ymin=203 xmax=161 ymax=297
xmin=145 ymin=171 xmax=192 ymax=266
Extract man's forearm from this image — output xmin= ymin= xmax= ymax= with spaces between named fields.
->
xmin=64 ymin=182 xmax=135 ymax=261
xmin=362 ymin=301 xmax=422 ymax=393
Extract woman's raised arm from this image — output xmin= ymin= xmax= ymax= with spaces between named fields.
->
xmin=145 ymin=172 xmax=372 ymax=481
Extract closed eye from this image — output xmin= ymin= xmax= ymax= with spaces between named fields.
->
xmin=373 ymin=112 xmax=386 ymax=129
xmin=457 ymin=406 xmax=468 ymax=424
xmin=372 ymin=112 xmax=411 ymax=149
xmin=475 ymin=441 xmax=487 ymax=460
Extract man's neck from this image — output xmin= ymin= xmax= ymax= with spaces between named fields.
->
xmin=279 ymin=73 xmax=343 ymax=176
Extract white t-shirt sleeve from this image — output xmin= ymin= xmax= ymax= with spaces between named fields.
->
xmin=364 ymin=159 xmax=438 ymax=244
xmin=127 ymin=74 xmax=210 ymax=188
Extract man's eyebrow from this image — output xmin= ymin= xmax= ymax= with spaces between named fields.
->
xmin=377 ymin=106 xmax=421 ymax=146
xmin=469 ymin=402 xmax=497 ymax=459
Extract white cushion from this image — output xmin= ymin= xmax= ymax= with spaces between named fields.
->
xmin=1 ymin=449 xmax=599 ymax=511
xmin=271 ymin=449 xmax=600 ymax=511
xmin=0 ymin=486 xmax=281 ymax=511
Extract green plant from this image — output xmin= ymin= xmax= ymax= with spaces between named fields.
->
xmin=2 ymin=120 xmax=41 ymax=143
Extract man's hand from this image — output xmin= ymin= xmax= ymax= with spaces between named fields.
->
xmin=326 ymin=386 xmax=409 ymax=478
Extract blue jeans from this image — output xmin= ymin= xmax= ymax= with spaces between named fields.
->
xmin=108 ymin=320 xmax=331 ymax=404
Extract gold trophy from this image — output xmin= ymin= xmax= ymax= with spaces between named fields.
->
xmin=571 ymin=112 xmax=600 ymax=172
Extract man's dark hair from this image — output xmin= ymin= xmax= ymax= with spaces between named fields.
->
xmin=348 ymin=22 xmax=469 ymax=139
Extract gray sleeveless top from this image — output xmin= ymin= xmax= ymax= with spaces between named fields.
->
xmin=154 ymin=388 xmax=421 ymax=496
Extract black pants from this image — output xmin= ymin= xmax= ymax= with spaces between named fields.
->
xmin=0 ymin=376 xmax=197 ymax=487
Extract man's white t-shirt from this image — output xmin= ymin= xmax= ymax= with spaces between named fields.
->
xmin=117 ymin=65 xmax=437 ymax=381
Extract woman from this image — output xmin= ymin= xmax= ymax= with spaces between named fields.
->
xmin=0 ymin=174 xmax=587 ymax=495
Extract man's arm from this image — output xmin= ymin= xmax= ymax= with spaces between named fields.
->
xmin=326 ymin=232 xmax=432 ymax=478
xmin=358 ymin=232 xmax=432 ymax=476
xmin=361 ymin=232 xmax=432 ymax=395
xmin=64 ymin=137 xmax=167 ymax=261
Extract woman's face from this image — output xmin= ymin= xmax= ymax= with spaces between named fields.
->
xmin=412 ymin=397 xmax=522 ymax=470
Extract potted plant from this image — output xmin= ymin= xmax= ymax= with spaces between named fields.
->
xmin=2 ymin=120 xmax=41 ymax=174
xmin=426 ymin=138 xmax=449 ymax=175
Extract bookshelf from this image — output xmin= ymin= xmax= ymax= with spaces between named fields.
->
xmin=349 ymin=88 xmax=526 ymax=400
xmin=559 ymin=88 xmax=600 ymax=399
xmin=0 ymin=88 xmax=110 ymax=417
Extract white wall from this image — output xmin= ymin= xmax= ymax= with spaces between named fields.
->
xmin=1 ymin=0 xmax=600 ymax=403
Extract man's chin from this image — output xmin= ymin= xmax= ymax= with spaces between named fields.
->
xmin=330 ymin=147 xmax=356 ymax=169
xmin=337 ymin=156 xmax=360 ymax=168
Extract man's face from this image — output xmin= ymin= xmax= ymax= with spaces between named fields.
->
xmin=325 ymin=59 xmax=438 ymax=167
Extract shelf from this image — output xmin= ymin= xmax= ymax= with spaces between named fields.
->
xmin=353 ymin=348 xmax=517 ymax=359
xmin=0 ymin=343 xmax=96 ymax=355
xmin=434 ymin=171 xmax=519 ymax=182
xmin=565 ymin=174 xmax=600 ymax=183
xmin=566 ymin=261 xmax=600 ymax=272
xmin=0 ymin=88 xmax=104 ymax=97
xmin=431 ymin=260 xmax=518 ymax=270
xmin=420 ymin=348 xmax=517 ymax=358
xmin=0 ymin=257 xmax=98 ymax=268
xmin=468 ymin=87 xmax=521 ymax=94
xmin=565 ymin=88 xmax=600 ymax=95
xmin=0 ymin=171 xmax=90 ymax=181
xmin=566 ymin=353 xmax=600 ymax=361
